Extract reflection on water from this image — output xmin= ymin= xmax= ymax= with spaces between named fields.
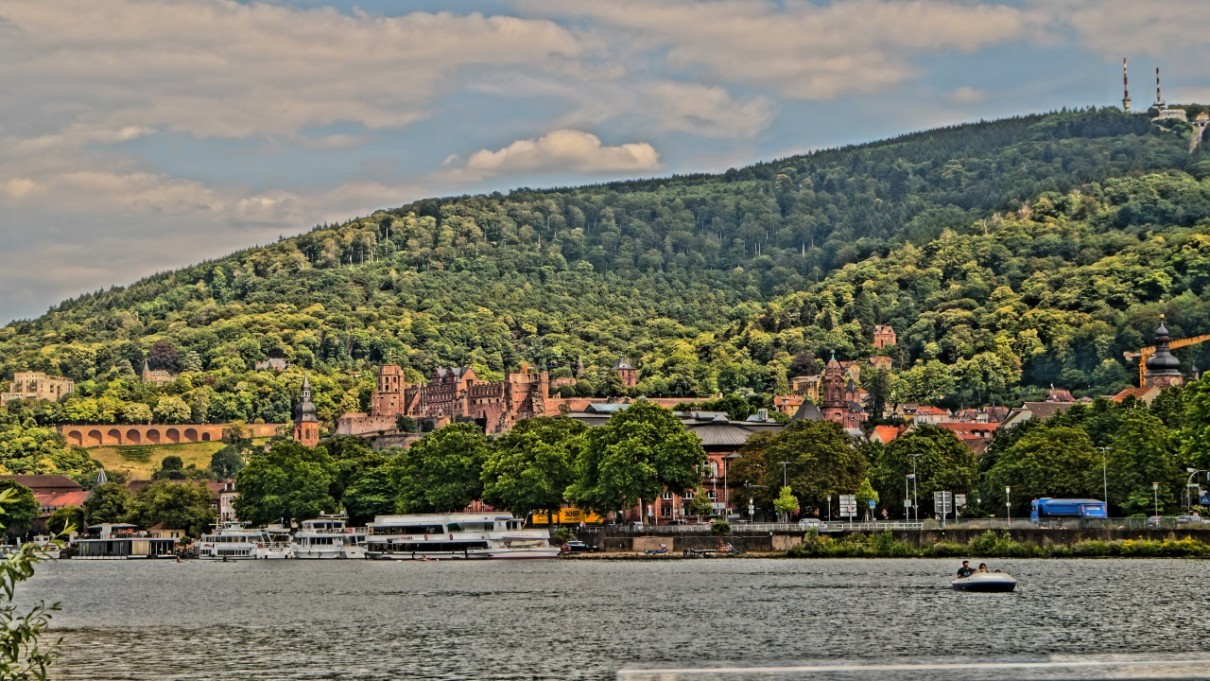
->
xmin=15 ymin=558 xmax=1204 ymax=680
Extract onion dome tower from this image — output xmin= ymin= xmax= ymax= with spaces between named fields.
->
xmin=293 ymin=375 xmax=320 ymax=448
xmin=1145 ymin=317 xmax=1184 ymax=389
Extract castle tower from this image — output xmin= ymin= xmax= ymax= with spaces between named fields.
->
xmin=1123 ymin=57 xmax=1131 ymax=113
xmin=371 ymin=364 xmax=406 ymax=416
xmin=293 ymin=375 xmax=321 ymax=448
xmin=1145 ymin=317 xmax=1184 ymax=389
xmin=613 ymin=357 xmax=638 ymax=388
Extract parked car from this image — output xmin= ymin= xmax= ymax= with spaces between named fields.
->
xmin=798 ymin=517 xmax=825 ymax=530
xmin=1176 ymin=515 xmax=1208 ymax=525
xmin=565 ymin=540 xmax=596 ymax=553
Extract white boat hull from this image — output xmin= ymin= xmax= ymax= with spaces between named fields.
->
xmin=952 ymin=572 xmax=1017 ymax=592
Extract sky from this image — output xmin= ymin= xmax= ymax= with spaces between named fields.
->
xmin=2 ymin=0 xmax=1209 ymax=324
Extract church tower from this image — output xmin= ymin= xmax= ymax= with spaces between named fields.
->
xmin=1145 ymin=317 xmax=1184 ymax=389
xmin=293 ymin=375 xmax=321 ymax=448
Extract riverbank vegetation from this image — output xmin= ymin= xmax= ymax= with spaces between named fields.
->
xmin=786 ymin=530 xmax=1210 ymax=558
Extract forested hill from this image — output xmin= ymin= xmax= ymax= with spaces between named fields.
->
xmin=1 ymin=107 xmax=1207 ymax=426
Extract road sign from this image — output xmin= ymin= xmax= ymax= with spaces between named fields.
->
xmin=839 ymin=494 xmax=858 ymax=517
xmin=868 ymin=499 xmax=876 ymax=509
xmin=955 ymin=493 xmax=967 ymax=508
xmin=933 ymin=491 xmax=953 ymax=514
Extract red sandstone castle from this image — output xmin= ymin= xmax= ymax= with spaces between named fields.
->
xmin=337 ymin=358 xmax=660 ymax=435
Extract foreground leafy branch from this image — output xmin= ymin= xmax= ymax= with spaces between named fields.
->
xmin=0 ymin=487 xmax=65 ymax=681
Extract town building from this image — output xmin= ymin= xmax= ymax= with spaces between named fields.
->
xmin=0 ymin=475 xmax=88 ymax=518
xmin=141 ymin=359 xmax=175 ymax=385
xmin=1 ymin=371 xmax=74 ymax=405
xmin=1144 ymin=320 xmax=1185 ymax=389
xmin=613 ymin=357 xmax=638 ymax=388
xmin=293 ymin=376 xmax=320 ymax=448
xmin=873 ymin=324 xmax=897 ymax=349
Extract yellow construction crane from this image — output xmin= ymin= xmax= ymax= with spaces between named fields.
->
xmin=1123 ymin=333 xmax=1210 ymax=387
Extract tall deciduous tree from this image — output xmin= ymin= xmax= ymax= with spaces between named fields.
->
xmin=481 ymin=417 xmax=586 ymax=519
xmin=870 ymin=424 xmax=977 ymax=519
xmin=389 ymin=422 xmax=489 ymax=513
xmin=985 ymin=426 xmax=1100 ymax=516
xmin=0 ymin=482 xmax=38 ymax=537
xmin=1107 ymin=411 xmax=1180 ymax=515
xmin=342 ymin=465 xmax=396 ymax=526
xmin=82 ymin=482 xmax=133 ymax=526
xmin=732 ymin=420 xmax=868 ymax=515
xmin=234 ymin=442 xmax=336 ymax=526
xmin=129 ymin=481 xmax=214 ymax=537
xmin=566 ymin=400 xmax=706 ymax=515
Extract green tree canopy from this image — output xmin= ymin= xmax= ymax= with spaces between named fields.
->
xmin=209 ymin=445 xmax=246 ymax=479
xmin=82 ymin=482 xmax=133 ymax=526
xmin=566 ymin=400 xmax=707 ymax=515
xmin=732 ymin=419 xmax=868 ymax=515
xmin=0 ymin=482 xmax=38 ymax=537
xmin=234 ymin=441 xmax=336 ymax=526
xmin=985 ymin=425 xmax=1100 ymax=516
xmin=129 ymin=481 xmax=214 ymax=537
xmin=389 ymin=422 xmax=489 ymax=513
xmin=46 ymin=506 xmax=83 ymax=537
xmin=870 ymin=424 xmax=977 ymax=519
xmin=341 ymin=465 xmax=395 ymax=526
xmin=481 ymin=416 xmax=586 ymax=518
xmin=1107 ymin=410 xmax=1180 ymax=515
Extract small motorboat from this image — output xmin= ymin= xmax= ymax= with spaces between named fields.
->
xmin=952 ymin=571 xmax=1017 ymax=592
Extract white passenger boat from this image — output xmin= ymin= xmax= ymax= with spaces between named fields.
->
xmin=197 ymin=522 xmax=293 ymax=560
xmin=291 ymin=516 xmax=367 ymax=559
xmin=952 ymin=571 xmax=1017 ymax=592
xmin=365 ymin=513 xmax=559 ymax=560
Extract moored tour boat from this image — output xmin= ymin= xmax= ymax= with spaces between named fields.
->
xmin=291 ymin=515 xmax=367 ymax=559
xmin=952 ymin=571 xmax=1017 ymax=592
xmin=365 ymin=513 xmax=559 ymax=560
xmin=197 ymin=522 xmax=293 ymax=560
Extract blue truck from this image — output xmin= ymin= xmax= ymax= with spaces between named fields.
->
xmin=1030 ymin=498 xmax=1108 ymax=525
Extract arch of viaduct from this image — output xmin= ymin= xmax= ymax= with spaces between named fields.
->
xmin=59 ymin=423 xmax=282 ymax=448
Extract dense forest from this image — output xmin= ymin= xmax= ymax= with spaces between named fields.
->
xmin=2 ymin=107 xmax=1210 ymax=432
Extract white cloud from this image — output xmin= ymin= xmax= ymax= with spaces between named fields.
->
xmin=442 ymin=130 xmax=660 ymax=181
xmin=522 ymin=0 xmax=1037 ymax=100
xmin=0 ymin=1 xmax=582 ymax=140
xmin=948 ymin=86 xmax=988 ymax=105
xmin=1047 ymin=0 xmax=1210 ymax=59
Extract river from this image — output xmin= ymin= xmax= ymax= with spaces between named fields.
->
xmin=14 ymin=557 xmax=1205 ymax=680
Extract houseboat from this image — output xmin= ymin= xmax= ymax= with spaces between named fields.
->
xmin=290 ymin=515 xmax=366 ymax=559
xmin=365 ymin=513 xmax=559 ymax=560
xmin=197 ymin=522 xmax=292 ymax=560
xmin=71 ymin=523 xmax=177 ymax=559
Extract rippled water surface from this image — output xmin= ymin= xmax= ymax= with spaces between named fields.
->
xmin=15 ymin=557 xmax=1206 ymax=680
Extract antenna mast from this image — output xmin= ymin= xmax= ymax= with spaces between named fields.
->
xmin=1122 ymin=57 xmax=1131 ymax=113
xmin=1156 ymin=66 xmax=1165 ymax=108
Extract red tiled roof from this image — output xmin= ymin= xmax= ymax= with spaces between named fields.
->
xmin=38 ymin=490 xmax=88 ymax=509
xmin=0 ymin=475 xmax=83 ymax=493
xmin=872 ymin=425 xmax=904 ymax=444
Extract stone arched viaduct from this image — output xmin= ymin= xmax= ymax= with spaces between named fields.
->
xmin=59 ymin=423 xmax=281 ymax=448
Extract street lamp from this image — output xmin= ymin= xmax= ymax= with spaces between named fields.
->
xmin=1186 ymin=468 xmax=1205 ymax=515
xmin=904 ymin=475 xmax=911 ymax=521
xmin=779 ymin=461 xmax=789 ymax=488
xmin=826 ymin=495 xmax=832 ymax=522
xmin=1153 ymin=481 xmax=1160 ymax=523
xmin=748 ymin=498 xmax=754 ymax=524
xmin=1005 ymin=486 xmax=1012 ymax=525
xmin=906 ymin=473 xmax=917 ymax=524
xmin=1097 ymin=446 xmax=1109 ymax=512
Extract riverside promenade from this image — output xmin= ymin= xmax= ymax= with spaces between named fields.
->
xmin=576 ymin=519 xmax=1210 ymax=555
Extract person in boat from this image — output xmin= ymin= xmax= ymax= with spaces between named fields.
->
xmin=977 ymin=563 xmax=989 ymax=573
xmin=956 ymin=560 xmax=975 ymax=578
